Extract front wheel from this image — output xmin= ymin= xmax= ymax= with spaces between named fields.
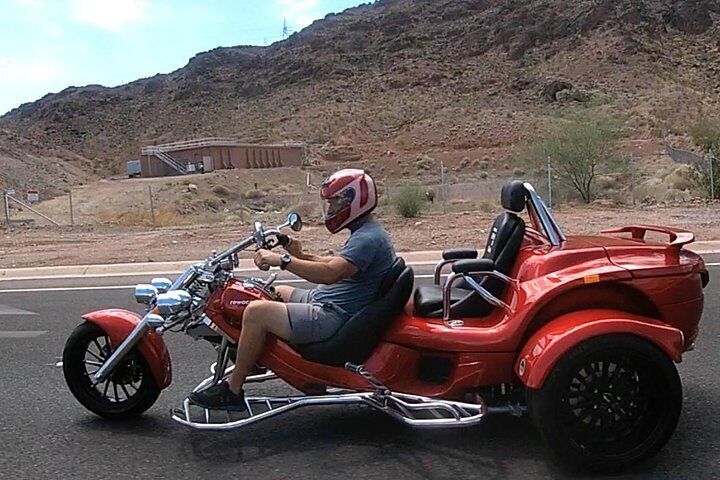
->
xmin=63 ymin=322 xmax=160 ymax=419
xmin=527 ymin=334 xmax=682 ymax=472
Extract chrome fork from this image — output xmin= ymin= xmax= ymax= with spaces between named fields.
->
xmin=92 ymin=313 xmax=164 ymax=384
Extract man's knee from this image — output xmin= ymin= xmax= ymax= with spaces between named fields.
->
xmin=242 ymin=301 xmax=271 ymax=327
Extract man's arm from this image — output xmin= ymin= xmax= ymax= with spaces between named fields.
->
xmin=254 ymin=249 xmax=357 ymax=285
xmin=285 ymin=256 xmax=358 ymax=285
xmin=283 ymin=238 xmax=334 ymax=264
xmin=292 ymin=252 xmax=335 ymax=263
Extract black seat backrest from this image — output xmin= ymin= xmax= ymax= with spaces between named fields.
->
xmin=378 ymin=256 xmax=406 ymax=298
xmin=297 ymin=257 xmax=414 ymax=366
xmin=450 ymin=181 xmax=526 ymax=317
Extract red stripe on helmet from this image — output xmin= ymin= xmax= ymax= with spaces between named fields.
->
xmin=359 ymin=177 xmax=368 ymax=207
xmin=321 ymin=174 xmax=354 ymax=199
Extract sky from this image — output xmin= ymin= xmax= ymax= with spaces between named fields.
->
xmin=0 ymin=0 xmax=367 ymax=114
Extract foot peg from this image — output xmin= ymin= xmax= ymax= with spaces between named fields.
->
xmin=345 ymin=362 xmax=389 ymax=394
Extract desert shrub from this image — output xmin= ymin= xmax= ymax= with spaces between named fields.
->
xmin=211 ymin=185 xmax=231 ymax=197
xmin=393 ymin=183 xmax=426 ymax=218
xmin=689 ymin=116 xmax=720 ymax=198
xmin=526 ymin=113 xmax=621 ymax=203
xmin=243 ymin=189 xmax=266 ymax=199
xmin=204 ymin=198 xmax=220 ymax=211
xmin=689 ymin=116 xmax=720 ymax=152
xmin=96 ymin=208 xmax=193 ymax=227
xmin=287 ymin=202 xmax=319 ymax=221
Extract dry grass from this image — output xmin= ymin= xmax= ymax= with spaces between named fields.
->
xmin=96 ymin=208 xmax=196 ymax=227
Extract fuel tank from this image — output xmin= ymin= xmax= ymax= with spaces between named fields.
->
xmin=205 ymin=278 xmax=273 ymax=340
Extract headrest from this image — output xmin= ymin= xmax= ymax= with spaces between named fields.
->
xmin=379 ymin=257 xmax=406 ymax=295
xmin=501 ymin=181 xmax=526 ymax=213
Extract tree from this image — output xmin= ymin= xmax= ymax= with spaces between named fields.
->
xmin=528 ymin=113 xmax=621 ymax=203
xmin=689 ymin=116 xmax=720 ymax=198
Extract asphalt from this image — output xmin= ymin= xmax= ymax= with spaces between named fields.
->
xmin=0 ymin=258 xmax=718 ymax=479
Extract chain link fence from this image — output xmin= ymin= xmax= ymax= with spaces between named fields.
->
xmin=380 ymin=151 xmax=719 ymax=219
xmin=3 ymin=149 xmax=718 ymax=228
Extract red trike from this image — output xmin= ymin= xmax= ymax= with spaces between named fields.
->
xmin=62 ymin=181 xmax=708 ymax=471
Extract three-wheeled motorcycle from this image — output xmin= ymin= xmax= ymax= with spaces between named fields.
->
xmin=62 ymin=181 xmax=709 ymax=471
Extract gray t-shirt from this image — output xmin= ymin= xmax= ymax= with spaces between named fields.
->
xmin=311 ymin=219 xmax=396 ymax=319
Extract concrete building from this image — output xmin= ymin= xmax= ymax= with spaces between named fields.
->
xmin=139 ymin=138 xmax=307 ymax=177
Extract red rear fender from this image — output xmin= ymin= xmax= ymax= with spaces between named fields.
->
xmin=516 ymin=309 xmax=684 ymax=389
xmin=82 ymin=309 xmax=172 ymax=389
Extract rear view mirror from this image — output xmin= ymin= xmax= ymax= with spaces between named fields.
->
xmin=288 ymin=213 xmax=302 ymax=232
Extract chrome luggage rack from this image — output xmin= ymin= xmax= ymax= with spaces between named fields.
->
xmin=171 ymin=363 xmax=486 ymax=431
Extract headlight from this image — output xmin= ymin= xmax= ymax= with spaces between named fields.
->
xmin=135 ymin=284 xmax=158 ymax=305
xmin=156 ymin=290 xmax=193 ymax=316
xmin=151 ymin=277 xmax=173 ymax=293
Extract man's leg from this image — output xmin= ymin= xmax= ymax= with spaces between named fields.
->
xmin=274 ymin=285 xmax=295 ymax=303
xmin=227 ymin=301 xmax=292 ymax=394
xmin=189 ymin=300 xmax=292 ymax=409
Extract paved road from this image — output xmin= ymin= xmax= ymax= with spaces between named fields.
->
xmin=0 ymin=259 xmax=718 ymax=479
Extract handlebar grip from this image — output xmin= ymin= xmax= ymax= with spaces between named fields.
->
xmin=276 ymin=234 xmax=292 ymax=248
xmin=259 ymin=263 xmax=271 ymax=271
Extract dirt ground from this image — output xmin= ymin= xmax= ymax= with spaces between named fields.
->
xmin=1 ymin=201 xmax=718 ymax=269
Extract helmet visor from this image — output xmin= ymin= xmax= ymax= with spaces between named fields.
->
xmin=322 ymin=188 xmax=355 ymax=219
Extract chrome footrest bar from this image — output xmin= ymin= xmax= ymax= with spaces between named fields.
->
xmin=192 ymin=364 xmax=277 ymax=393
xmin=171 ymin=390 xmax=485 ymax=431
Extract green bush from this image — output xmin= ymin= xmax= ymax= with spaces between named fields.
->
xmin=526 ymin=112 xmax=621 ymax=203
xmin=689 ymin=116 xmax=720 ymax=152
xmin=393 ymin=183 xmax=426 ymax=218
xmin=689 ymin=116 xmax=720 ymax=198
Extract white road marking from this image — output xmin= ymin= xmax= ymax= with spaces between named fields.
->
xmin=0 ymin=275 xmax=438 ymax=294
xmin=0 ymin=261 xmax=440 ymax=282
xmin=0 ymin=330 xmax=47 ymax=338
xmin=0 ymin=304 xmax=38 ymax=315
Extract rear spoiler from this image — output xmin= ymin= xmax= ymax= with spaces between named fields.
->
xmin=600 ymin=225 xmax=695 ymax=250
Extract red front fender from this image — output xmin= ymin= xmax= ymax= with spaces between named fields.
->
xmin=82 ymin=309 xmax=172 ymax=389
xmin=515 ymin=309 xmax=684 ymax=389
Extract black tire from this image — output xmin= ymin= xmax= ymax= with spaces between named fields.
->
xmin=527 ymin=334 xmax=682 ymax=472
xmin=63 ymin=322 xmax=160 ymax=419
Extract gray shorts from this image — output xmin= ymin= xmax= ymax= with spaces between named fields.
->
xmin=285 ymin=288 xmax=347 ymax=345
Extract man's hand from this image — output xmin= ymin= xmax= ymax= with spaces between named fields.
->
xmin=254 ymin=249 xmax=282 ymax=269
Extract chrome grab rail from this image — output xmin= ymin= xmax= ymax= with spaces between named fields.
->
xmin=433 ymin=259 xmax=459 ymax=285
xmin=442 ymin=271 xmax=516 ymax=324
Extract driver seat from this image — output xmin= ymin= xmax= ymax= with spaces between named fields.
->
xmin=297 ymin=257 xmax=414 ymax=366
xmin=413 ymin=181 xmax=526 ymax=318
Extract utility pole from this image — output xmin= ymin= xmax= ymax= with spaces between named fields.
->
xmin=440 ymin=160 xmax=447 ymax=214
xmin=547 ymin=157 xmax=552 ymax=210
xmin=148 ymin=185 xmax=157 ymax=228
xmin=282 ymin=17 xmax=289 ymax=38
xmin=69 ymin=189 xmax=74 ymax=226
xmin=710 ymin=151 xmax=716 ymax=200
xmin=2 ymin=190 xmax=10 ymax=225
xmin=629 ymin=154 xmax=636 ymax=207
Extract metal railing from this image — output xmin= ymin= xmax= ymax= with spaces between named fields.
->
xmin=141 ymin=138 xmax=307 ymax=155
xmin=150 ymin=149 xmax=187 ymax=175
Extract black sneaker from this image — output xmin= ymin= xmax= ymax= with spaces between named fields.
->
xmin=188 ymin=382 xmax=247 ymax=412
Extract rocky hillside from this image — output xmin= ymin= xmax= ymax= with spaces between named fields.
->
xmin=2 ymin=0 xmax=720 ymax=192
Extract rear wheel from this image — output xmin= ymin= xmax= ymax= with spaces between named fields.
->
xmin=527 ymin=334 xmax=682 ymax=472
xmin=63 ymin=322 xmax=160 ymax=419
